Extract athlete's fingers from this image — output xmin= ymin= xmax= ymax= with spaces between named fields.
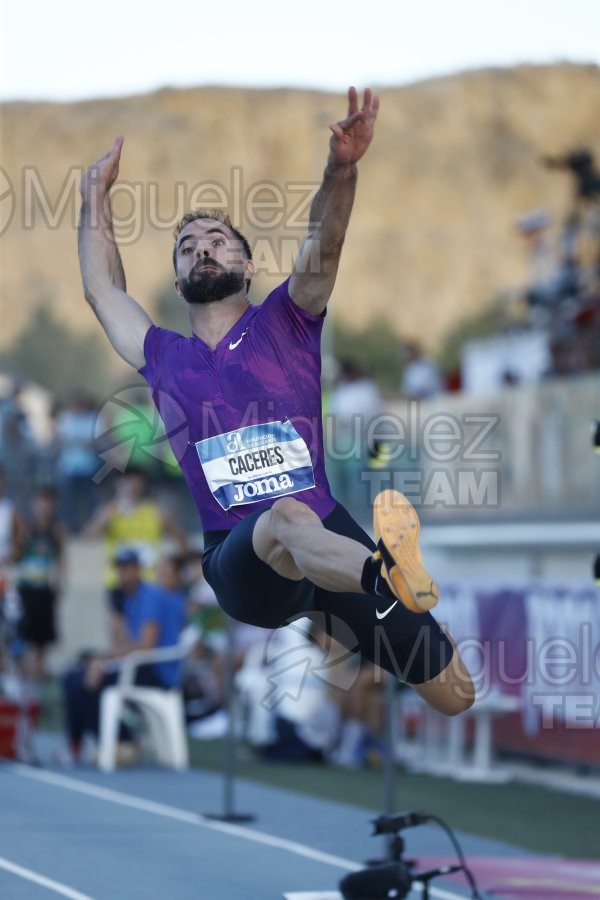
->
xmin=347 ymin=85 xmax=358 ymax=116
xmin=330 ymin=111 xmax=363 ymax=136
xmin=112 ymin=135 xmax=125 ymax=158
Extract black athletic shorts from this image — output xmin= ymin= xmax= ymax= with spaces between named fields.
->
xmin=17 ymin=586 xmax=58 ymax=646
xmin=202 ymin=502 xmax=453 ymax=685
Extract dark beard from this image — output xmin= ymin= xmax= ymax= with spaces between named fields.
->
xmin=179 ymin=264 xmax=245 ymax=305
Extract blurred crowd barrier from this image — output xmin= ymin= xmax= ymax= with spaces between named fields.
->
xmin=431 ymin=579 xmax=600 ymax=766
xmin=379 ymin=372 xmax=600 ymax=521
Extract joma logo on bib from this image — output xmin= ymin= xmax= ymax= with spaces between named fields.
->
xmin=232 ymin=473 xmax=294 ymax=503
xmin=195 ymin=420 xmax=315 ymax=511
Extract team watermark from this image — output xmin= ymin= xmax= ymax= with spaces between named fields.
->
xmin=86 ymin=388 xmax=600 ymax=730
xmin=255 ymin=617 xmax=600 ymax=728
xmin=323 ymin=403 xmax=501 ymax=509
xmin=91 ymin=388 xmax=502 ymax=511
xmin=92 ymin=385 xmax=191 ymax=482
xmin=259 ymin=613 xmax=361 ymax=712
xmin=0 ymin=164 xmax=320 ymax=271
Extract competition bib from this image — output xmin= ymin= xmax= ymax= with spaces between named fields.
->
xmin=194 ymin=420 xmax=315 ymax=510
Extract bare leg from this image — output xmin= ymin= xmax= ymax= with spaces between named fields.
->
xmin=413 ymin=633 xmax=475 ymax=716
xmin=33 ymin=647 xmax=46 ymax=682
xmin=336 ymin=664 xmax=384 ymax=736
xmin=252 ymin=497 xmax=369 ymax=593
xmin=252 ymin=497 xmax=475 ymax=716
xmin=25 ymin=646 xmax=46 ymax=683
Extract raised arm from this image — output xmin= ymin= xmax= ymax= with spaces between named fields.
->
xmin=158 ymin=507 xmax=189 ymax=554
xmin=78 ymin=136 xmax=153 ymax=370
xmin=289 ymin=87 xmax=379 ymax=315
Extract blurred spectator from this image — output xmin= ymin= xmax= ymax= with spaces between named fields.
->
xmin=0 ymin=466 xmax=25 ymax=675
xmin=327 ymin=359 xmax=382 ymax=518
xmin=235 ymin=619 xmax=341 ymax=762
xmin=558 ymin=213 xmax=584 ymax=296
xmin=514 ymin=201 xmax=600 ymax=375
xmin=186 ymin=551 xmax=219 ymax=618
xmin=152 ymin=554 xmax=188 ymax=688
xmin=182 ymin=551 xmax=227 ymax=723
xmin=0 ymin=379 xmax=35 ymax=512
xmin=34 ymin=402 xmax=61 ymax=488
xmin=84 ymin=467 xmax=187 ymax=642
xmin=543 ymin=148 xmax=600 ymax=286
xmin=55 ymin=393 xmax=103 ymax=533
xmin=0 ymin=379 xmax=31 ymax=454
xmin=530 ymin=148 xmax=600 ymax=373
xmin=61 ymin=547 xmax=186 ymax=763
xmin=16 ymin=487 xmax=65 ymax=683
xmin=516 ymin=209 xmax=584 ymax=325
xmin=328 ymin=662 xmax=385 ymax=768
xmin=399 ymin=341 xmax=444 ymax=400
xmin=0 ymin=465 xmax=24 ymax=567
xmin=516 ymin=209 xmax=558 ymax=320
xmin=185 ymin=549 xmax=227 ymax=654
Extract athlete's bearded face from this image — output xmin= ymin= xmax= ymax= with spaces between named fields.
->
xmin=175 ymin=220 xmax=251 ymax=305
xmin=178 ymin=259 xmax=245 ymax=305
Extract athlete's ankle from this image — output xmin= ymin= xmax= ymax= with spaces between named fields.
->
xmin=360 ymin=553 xmax=396 ymax=600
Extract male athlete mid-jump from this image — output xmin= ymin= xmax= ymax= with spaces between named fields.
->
xmin=78 ymin=87 xmax=474 ymax=715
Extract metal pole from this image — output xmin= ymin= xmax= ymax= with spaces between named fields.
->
xmin=204 ymin=616 xmax=255 ymax=823
xmin=222 ymin=614 xmax=236 ymax=817
xmin=383 ymin=672 xmax=397 ymax=857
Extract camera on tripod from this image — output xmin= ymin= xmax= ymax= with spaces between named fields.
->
xmin=339 ymin=811 xmax=480 ymax=900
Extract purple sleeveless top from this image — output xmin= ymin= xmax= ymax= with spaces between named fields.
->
xmin=139 ymin=279 xmax=336 ymax=532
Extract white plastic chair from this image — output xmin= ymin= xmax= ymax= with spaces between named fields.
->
xmin=98 ymin=625 xmax=201 ymax=772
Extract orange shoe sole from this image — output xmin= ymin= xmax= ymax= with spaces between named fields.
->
xmin=373 ymin=490 xmax=439 ymax=613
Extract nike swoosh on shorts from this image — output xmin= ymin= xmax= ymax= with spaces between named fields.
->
xmin=375 ymin=600 xmax=399 ymax=620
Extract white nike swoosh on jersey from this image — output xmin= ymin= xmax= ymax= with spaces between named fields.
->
xmin=228 ymin=330 xmax=248 ymax=350
xmin=375 ymin=600 xmax=399 ymax=620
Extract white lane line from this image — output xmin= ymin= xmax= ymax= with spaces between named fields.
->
xmin=0 ymin=855 xmax=93 ymax=900
xmin=12 ymin=765 xmax=359 ymax=872
xmin=12 ymin=765 xmax=466 ymax=899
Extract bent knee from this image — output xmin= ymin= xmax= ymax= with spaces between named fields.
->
xmin=269 ymin=497 xmax=320 ymax=530
xmin=418 ymin=684 xmax=475 ymax=718
xmin=414 ymin=665 xmax=475 ymax=717
xmin=438 ymin=686 xmax=475 ymax=717
xmin=252 ymin=502 xmax=308 ymax=579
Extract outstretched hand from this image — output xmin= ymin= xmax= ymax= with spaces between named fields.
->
xmin=329 ymin=87 xmax=379 ymax=167
xmin=80 ymin=135 xmax=124 ymax=197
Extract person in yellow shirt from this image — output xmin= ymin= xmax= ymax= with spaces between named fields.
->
xmin=85 ymin=467 xmax=187 ymax=639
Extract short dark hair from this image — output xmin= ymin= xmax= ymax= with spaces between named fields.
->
xmin=172 ymin=209 xmax=252 ymax=271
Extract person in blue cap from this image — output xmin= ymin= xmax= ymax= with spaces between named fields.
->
xmin=62 ymin=547 xmax=185 ymax=762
